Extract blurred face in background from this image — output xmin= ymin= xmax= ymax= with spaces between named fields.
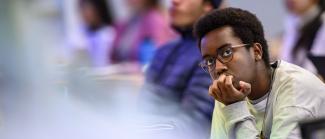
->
xmin=170 ymin=0 xmax=213 ymax=28
xmin=80 ymin=2 xmax=101 ymax=27
xmin=285 ymin=0 xmax=319 ymax=15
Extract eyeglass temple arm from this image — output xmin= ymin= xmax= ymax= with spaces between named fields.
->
xmin=231 ymin=43 xmax=250 ymax=48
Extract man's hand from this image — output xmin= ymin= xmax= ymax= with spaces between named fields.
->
xmin=208 ymin=74 xmax=251 ymax=105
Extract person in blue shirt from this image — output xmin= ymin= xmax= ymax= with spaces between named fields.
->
xmin=138 ymin=0 xmax=224 ymax=138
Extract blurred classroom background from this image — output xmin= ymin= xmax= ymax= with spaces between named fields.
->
xmin=0 ymin=0 xmax=323 ymax=139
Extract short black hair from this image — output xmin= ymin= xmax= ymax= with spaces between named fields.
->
xmin=194 ymin=7 xmax=270 ymax=67
xmin=319 ymin=0 xmax=325 ymax=11
xmin=80 ymin=0 xmax=113 ymax=25
xmin=204 ymin=0 xmax=222 ymax=9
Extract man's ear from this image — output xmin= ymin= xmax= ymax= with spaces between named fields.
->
xmin=253 ymin=43 xmax=263 ymax=61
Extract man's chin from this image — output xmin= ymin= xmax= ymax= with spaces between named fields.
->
xmin=171 ymin=22 xmax=184 ymax=28
xmin=171 ymin=22 xmax=193 ymax=32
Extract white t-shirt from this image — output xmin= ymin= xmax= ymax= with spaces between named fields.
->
xmin=210 ymin=60 xmax=325 ymax=139
xmin=85 ymin=26 xmax=115 ymax=67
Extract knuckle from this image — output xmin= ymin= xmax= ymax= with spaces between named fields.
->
xmin=217 ymin=80 xmax=223 ymax=86
xmin=213 ymin=81 xmax=219 ymax=87
xmin=225 ymin=82 xmax=232 ymax=88
xmin=208 ymin=91 xmax=214 ymax=97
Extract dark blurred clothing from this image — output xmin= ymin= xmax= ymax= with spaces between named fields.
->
xmin=281 ymin=5 xmax=325 ymax=74
xmin=139 ymin=29 xmax=214 ymax=139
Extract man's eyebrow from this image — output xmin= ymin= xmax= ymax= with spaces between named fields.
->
xmin=202 ymin=43 xmax=232 ymax=59
xmin=217 ymin=43 xmax=232 ymax=50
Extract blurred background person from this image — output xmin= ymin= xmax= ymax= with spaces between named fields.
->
xmin=79 ymin=0 xmax=115 ymax=67
xmin=138 ymin=0 xmax=224 ymax=139
xmin=281 ymin=0 xmax=325 ymax=76
xmin=111 ymin=0 xmax=177 ymax=66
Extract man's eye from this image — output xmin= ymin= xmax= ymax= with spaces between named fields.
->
xmin=222 ymin=49 xmax=232 ymax=57
xmin=206 ymin=58 xmax=215 ymax=66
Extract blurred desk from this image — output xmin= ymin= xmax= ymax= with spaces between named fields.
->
xmin=86 ymin=63 xmax=145 ymax=86
xmin=66 ymin=63 xmax=145 ymax=113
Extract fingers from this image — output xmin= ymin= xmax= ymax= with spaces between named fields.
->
xmin=216 ymin=74 xmax=227 ymax=98
xmin=224 ymin=75 xmax=244 ymax=99
xmin=224 ymin=75 xmax=234 ymax=91
xmin=220 ymin=75 xmax=236 ymax=95
xmin=208 ymin=85 xmax=216 ymax=97
xmin=209 ymin=74 xmax=252 ymax=105
xmin=239 ymin=81 xmax=251 ymax=96
xmin=209 ymin=81 xmax=222 ymax=100
xmin=214 ymin=74 xmax=236 ymax=101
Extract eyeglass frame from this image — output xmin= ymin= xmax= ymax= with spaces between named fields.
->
xmin=199 ymin=43 xmax=251 ymax=73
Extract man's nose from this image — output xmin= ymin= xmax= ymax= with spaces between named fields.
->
xmin=214 ymin=59 xmax=227 ymax=75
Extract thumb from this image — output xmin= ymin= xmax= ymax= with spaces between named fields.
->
xmin=239 ymin=81 xmax=251 ymax=95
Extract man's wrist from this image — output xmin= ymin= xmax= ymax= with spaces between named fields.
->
xmin=221 ymin=101 xmax=252 ymax=123
xmin=223 ymin=99 xmax=245 ymax=106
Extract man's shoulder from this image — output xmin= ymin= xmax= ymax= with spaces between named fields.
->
xmin=272 ymin=60 xmax=325 ymax=109
xmin=156 ymin=39 xmax=181 ymax=52
xmin=154 ymin=38 xmax=201 ymax=61
xmin=146 ymin=38 xmax=203 ymax=80
xmin=274 ymin=61 xmax=324 ymax=90
xmin=274 ymin=60 xmax=324 ymax=87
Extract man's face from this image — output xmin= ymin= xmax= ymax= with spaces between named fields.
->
xmin=285 ymin=0 xmax=318 ymax=15
xmin=80 ymin=3 xmax=100 ymax=26
xmin=200 ymin=26 xmax=256 ymax=89
xmin=127 ymin=0 xmax=146 ymax=13
xmin=169 ymin=0 xmax=212 ymax=28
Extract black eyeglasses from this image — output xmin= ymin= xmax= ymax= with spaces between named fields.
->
xmin=199 ymin=43 xmax=250 ymax=73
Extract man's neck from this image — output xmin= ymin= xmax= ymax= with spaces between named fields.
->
xmin=172 ymin=25 xmax=194 ymax=39
xmin=248 ymin=63 xmax=273 ymax=100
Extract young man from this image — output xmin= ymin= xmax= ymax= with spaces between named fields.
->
xmin=139 ymin=0 xmax=223 ymax=138
xmin=194 ymin=8 xmax=325 ymax=139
